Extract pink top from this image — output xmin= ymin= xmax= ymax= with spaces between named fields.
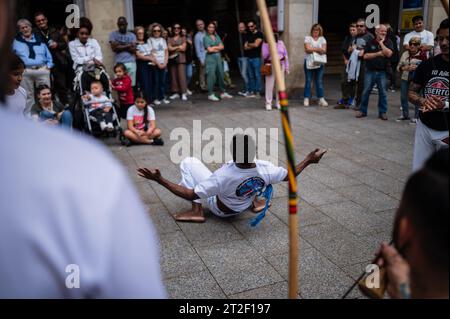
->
xmin=262 ymin=40 xmax=289 ymax=71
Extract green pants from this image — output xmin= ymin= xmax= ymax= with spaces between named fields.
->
xmin=206 ymin=53 xmax=225 ymax=95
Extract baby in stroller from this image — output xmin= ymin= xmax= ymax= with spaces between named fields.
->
xmin=82 ymin=81 xmax=115 ymax=132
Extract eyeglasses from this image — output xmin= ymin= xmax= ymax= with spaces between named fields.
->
xmin=153 ymin=29 xmax=161 ymax=32
xmin=410 ymin=43 xmax=420 ymax=46
xmin=357 ymin=25 xmax=365 ymax=28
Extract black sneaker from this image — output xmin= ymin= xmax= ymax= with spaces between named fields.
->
xmin=120 ymin=134 xmax=132 ymax=147
xmin=152 ymin=138 xmax=164 ymax=146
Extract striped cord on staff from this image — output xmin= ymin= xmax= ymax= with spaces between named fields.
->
xmin=255 ymin=0 xmax=299 ymax=299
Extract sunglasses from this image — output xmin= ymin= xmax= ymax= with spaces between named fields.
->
xmin=357 ymin=25 xmax=365 ymax=28
xmin=153 ymin=29 xmax=161 ymax=32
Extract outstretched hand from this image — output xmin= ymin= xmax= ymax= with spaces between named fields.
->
xmin=306 ymin=148 xmax=327 ymax=164
xmin=137 ymin=168 xmax=162 ymax=182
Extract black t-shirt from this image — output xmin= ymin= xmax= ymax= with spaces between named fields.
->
xmin=245 ymin=31 xmax=263 ymax=59
xmin=342 ymin=35 xmax=356 ymax=60
xmin=413 ymin=54 xmax=450 ymax=131
xmin=363 ymin=38 xmax=394 ymax=71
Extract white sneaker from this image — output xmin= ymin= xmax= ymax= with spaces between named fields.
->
xmin=319 ymin=98 xmax=328 ymax=107
xmin=186 ymin=89 xmax=193 ymax=96
xmin=169 ymin=93 xmax=180 ymax=100
xmin=303 ymin=98 xmax=310 ymax=107
xmin=154 ymin=100 xmax=161 ymax=105
xmin=100 ymin=121 xmax=107 ymax=131
xmin=163 ymin=99 xmax=170 ymax=104
xmin=220 ymin=92 xmax=233 ymax=99
xmin=208 ymin=94 xmax=220 ymax=102
xmin=246 ymin=92 xmax=256 ymax=98
xmin=107 ymin=123 xmax=114 ymax=132
xmin=276 ymin=103 xmax=281 ymax=110
xmin=181 ymin=94 xmax=188 ymax=101
xmin=265 ymin=103 xmax=272 ymax=111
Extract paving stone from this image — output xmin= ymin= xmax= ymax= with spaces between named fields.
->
xmin=165 ymin=271 xmax=226 ymax=299
xmin=337 ymin=185 xmax=399 ymax=213
xmin=318 ymin=201 xmax=391 ymax=236
xmin=196 ymin=240 xmax=284 ymax=295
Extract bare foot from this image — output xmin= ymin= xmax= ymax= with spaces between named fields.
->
xmin=175 ymin=210 xmax=206 ymax=223
xmin=252 ymin=198 xmax=270 ymax=214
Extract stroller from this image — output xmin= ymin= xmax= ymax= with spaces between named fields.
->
xmin=71 ymin=64 xmax=123 ymax=138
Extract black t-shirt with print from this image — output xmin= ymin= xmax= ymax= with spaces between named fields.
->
xmin=363 ymin=38 xmax=394 ymax=71
xmin=245 ymin=31 xmax=263 ymax=59
xmin=413 ymin=54 xmax=450 ymax=131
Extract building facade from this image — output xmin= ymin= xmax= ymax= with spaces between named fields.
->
xmin=16 ymin=0 xmax=448 ymax=92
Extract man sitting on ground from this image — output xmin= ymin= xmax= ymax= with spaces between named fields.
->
xmin=138 ymin=134 xmax=326 ymax=223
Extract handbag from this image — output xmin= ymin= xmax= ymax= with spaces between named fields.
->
xmin=312 ymin=52 xmax=327 ymax=65
xmin=261 ymin=63 xmax=272 ymax=76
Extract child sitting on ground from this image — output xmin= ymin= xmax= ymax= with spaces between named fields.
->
xmin=82 ymin=81 xmax=114 ymax=132
xmin=122 ymin=94 xmax=164 ymax=146
xmin=110 ymin=63 xmax=134 ymax=120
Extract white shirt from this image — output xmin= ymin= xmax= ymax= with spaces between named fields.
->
xmin=304 ymin=36 xmax=327 ymax=60
xmin=127 ymin=105 xmax=156 ymax=130
xmin=404 ymin=30 xmax=435 ymax=47
xmin=3 ymin=87 xmax=27 ymax=116
xmin=194 ymin=160 xmax=288 ymax=213
xmin=86 ymin=94 xmax=112 ymax=112
xmin=148 ymin=37 xmax=167 ymax=65
xmin=137 ymin=43 xmax=152 ymax=56
xmin=69 ymin=38 xmax=103 ymax=70
xmin=0 ymin=108 xmax=166 ymax=298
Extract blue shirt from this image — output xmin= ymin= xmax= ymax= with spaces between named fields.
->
xmin=109 ymin=31 xmax=137 ymax=64
xmin=13 ymin=34 xmax=54 ymax=68
xmin=194 ymin=31 xmax=206 ymax=64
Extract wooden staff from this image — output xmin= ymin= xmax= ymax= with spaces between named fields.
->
xmin=441 ymin=0 xmax=449 ymax=15
xmin=255 ymin=0 xmax=299 ymax=299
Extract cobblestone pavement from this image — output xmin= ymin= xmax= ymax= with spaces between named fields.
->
xmin=104 ymin=76 xmax=415 ymax=299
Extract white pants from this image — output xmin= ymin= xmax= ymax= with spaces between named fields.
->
xmin=179 ymin=157 xmax=230 ymax=217
xmin=22 ymin=68 xmax=51 ymax=115
xmin=412 ymin=119 xmax=449 ymax=172
xmin=265 ymin=65 xmax=286 ymax=106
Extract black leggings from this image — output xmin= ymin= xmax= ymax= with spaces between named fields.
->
xmin=90 ymin=108 xmax=114 ymax=125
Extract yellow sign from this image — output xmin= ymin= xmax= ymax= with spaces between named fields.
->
xmin=401 ymin=9 xmax=424 ymax=30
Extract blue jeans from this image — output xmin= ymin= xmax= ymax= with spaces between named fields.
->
xmin=40 ymin=110 xmax=73 ymax=129
xmin=152 ymin=66 xmax=167 ymax=101
xmin=360 ymin=69 xmax=388 ymax=115
xmin=247 ymin=58 xmax=262 ymax=93
xmin=137 ymin=61 xmax=153 ymax=102
xmin=401 ymin=79 xmax=419 ymax=119
xmin=186 ymin=63 xmax=193 ymax=86
xmin=303 ymin=60 xmax=325 ymax=98
xmin=238 ymin=57 xmax=249 ymax=92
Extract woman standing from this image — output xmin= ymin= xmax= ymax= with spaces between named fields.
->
xmin=262 ymin=32 xmax=289 ymax=111
xmin=182 ymin=27 xmax=194 ymax=96
xmin=396 ymin=37 xmax=427 ymax=123
xmin=303 ymin=23 xmax=328 ymax=107
xmin=148 ymin=23 xmax=170 ymax=105
xmin=203 ymin=22 xmax=233 ymax=102
xmin=135 ymin=26 xmax=154 ymax=102
xmin=168 ymin=23 xmax=188 ymax=101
